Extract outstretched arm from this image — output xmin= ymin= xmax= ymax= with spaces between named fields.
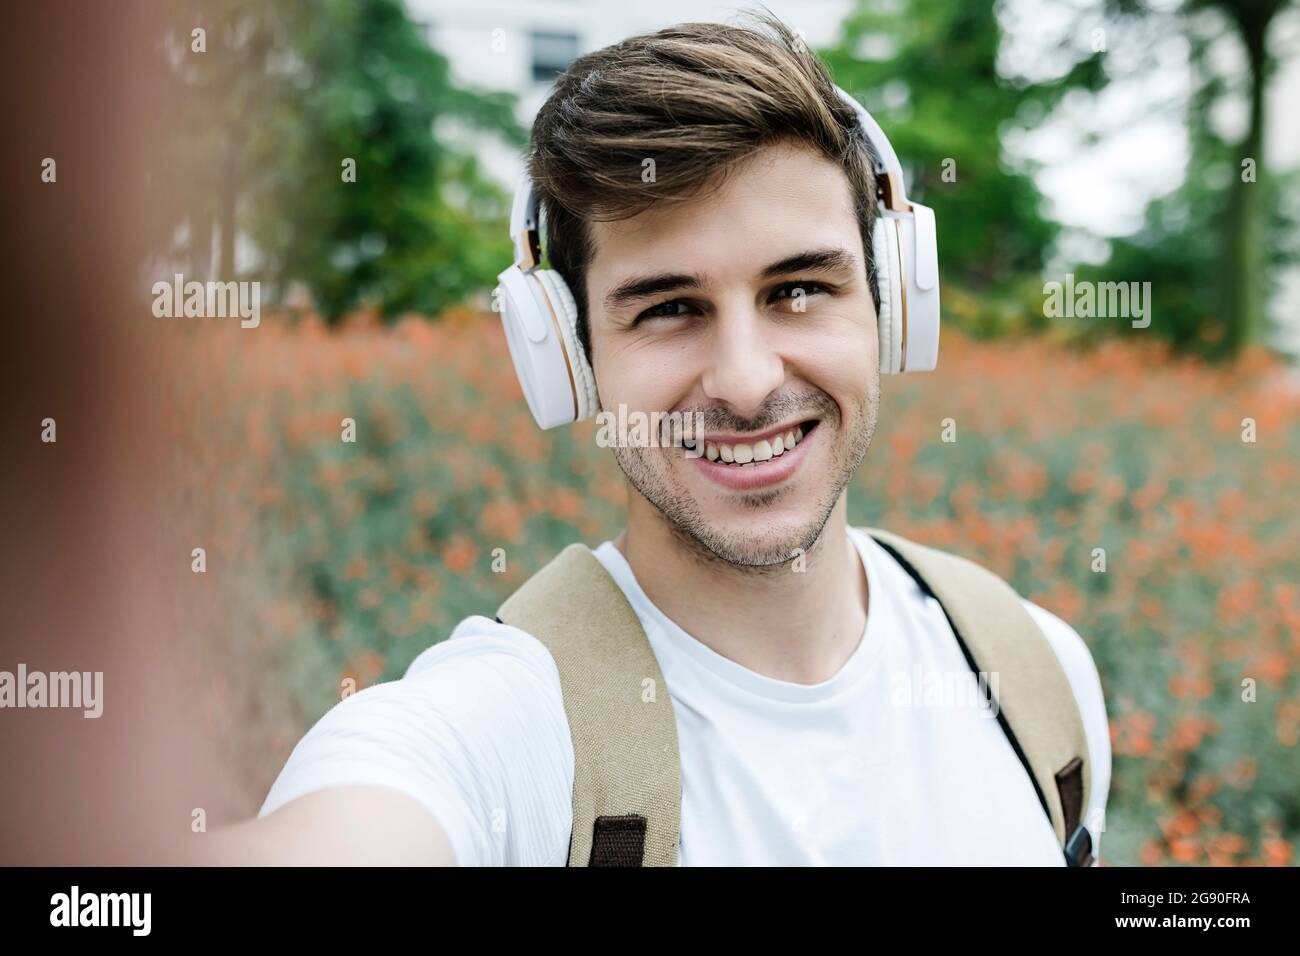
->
xmin=196 ymin=785 xmax=457 ymax=866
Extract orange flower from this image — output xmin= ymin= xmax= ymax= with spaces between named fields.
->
xmin=888 ymin=432 xmax=918 ymax=463
xmin=1169 ymin=714 xmax=1217 ymax=751
xmin=1169 ymin=838 xmax=1201 ymax=864
xmin=441 ymin=536 xmax=478 ymax=574
xmin=1165 ymin=809 xmax=1201 ymax=839
xmin=1067 ymin=468 xmax=1095 ymax=495
xmin=1262 ymin=837 xmax=1294 ymax=867
xmin=1169 ymin=673 xmax=1212 ymax=701
xmin=1276 ymin=701 xmax=1300 ymax=747
xmin=1226 ymin=757 xmax=1257 ymax=789
xmin=346 ymin=651 xmax=387 ymax=685
xmin=480 ymin=498 xmax=524 ymax=541
xmin=1138 ymin=839 xmax=1164 ymax=866
xmin=1253 ymin=650 xmax=1289 ymax=688
xmin=549 ymin=487 xmax=584 ymax=521
xmin=1209 ymin=833 xmax=1248 ymax=857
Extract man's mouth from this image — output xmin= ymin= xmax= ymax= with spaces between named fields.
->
xmin=685 ymin=420 xmax=817 ymax=466
xmin=682 ymin=419 xmax=821 ymax=491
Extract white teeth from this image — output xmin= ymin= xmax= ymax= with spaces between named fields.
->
xmin=709 ymin=429 xmax=809 ymax=466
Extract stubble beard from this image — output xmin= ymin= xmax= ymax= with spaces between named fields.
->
xmin=612 ymin=382 xmax=880 ymax=571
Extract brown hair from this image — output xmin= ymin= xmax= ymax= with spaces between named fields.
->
xmin=526 ymin=12 xmax=880 ymax=360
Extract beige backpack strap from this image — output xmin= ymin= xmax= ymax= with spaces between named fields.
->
xmin=497 ymin=543 xmax=681 ymax=866
xmin=865 ymin=527 xmax=1095 ymax=865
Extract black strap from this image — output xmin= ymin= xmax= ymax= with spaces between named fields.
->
xmin=589 ymin=815 xmax=647 ymax=866
xmin=1057 ymin=757 xmax=1094 ymax=866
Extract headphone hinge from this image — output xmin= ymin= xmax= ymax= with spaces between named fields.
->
xmin=516 ymin=229 xmax=541 ymax=271
xmin=879 ymin=172 xmax=913 ymax=214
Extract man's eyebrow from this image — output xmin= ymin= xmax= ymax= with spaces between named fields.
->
xmin=760 ymin=247 xmax=858 ymax=279
xmin=604 ymin=272 xmax=707 ymax=311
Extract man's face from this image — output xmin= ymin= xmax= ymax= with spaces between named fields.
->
xmin=586 ymin=140 xmax=880 ymax=567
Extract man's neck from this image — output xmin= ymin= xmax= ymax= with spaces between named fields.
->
xmin=615 ymin=495 xmax=869 ymax=685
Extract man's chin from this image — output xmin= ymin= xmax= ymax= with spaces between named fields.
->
xmin=616 ymin=443 xmax=848 ymax=569
xmin=675 ymin=510 xmax=828 ymax=568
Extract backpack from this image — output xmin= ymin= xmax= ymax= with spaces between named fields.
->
xmin=496 ymin=527 xmax=1094 ymax=867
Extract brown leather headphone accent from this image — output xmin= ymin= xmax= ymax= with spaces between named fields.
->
xmin=528 ymin=272 xmax=578 ymax=420
xmin=879 ymin=172 xmax=913 ymax=214
xmin=893 ymin=217 xmax=908 ymax=372
xmin=515 ymin=229 xmax=541 ymax=271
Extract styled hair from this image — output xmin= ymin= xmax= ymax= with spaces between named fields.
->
xmin=526 ymin=12 xmax=881 ymax=360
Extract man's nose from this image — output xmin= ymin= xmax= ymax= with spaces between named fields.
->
xmin=699 ymin=306 xmax=784 ymax=419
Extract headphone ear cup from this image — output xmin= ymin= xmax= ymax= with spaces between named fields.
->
xmin=534 ymin=269 xmax=598 ymax=421
xmin=495 ymin=264 xmax=587 ymax=429
xmin=872 ymin=216 xmax=901 ymax=374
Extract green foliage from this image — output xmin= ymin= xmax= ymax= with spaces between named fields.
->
xmin=1076 ymin=157 xmax=1297 ymax=358
xmin=822 ymin=0 xmax=1296 ymax=360
xmin=1093 ymin=0 xmax=1298 ymax=359
xmin=819 ymin=0 xmax=1104 ymax=301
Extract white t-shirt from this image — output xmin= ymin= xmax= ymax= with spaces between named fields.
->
xmin=260 ymin=527 xmax=1111 ymax=866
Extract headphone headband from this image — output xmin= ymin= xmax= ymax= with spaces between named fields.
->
xmin=510 ymin=85 xmax=912 ymax=267
xmin=832 ymin=86 xmax=913 ymax=214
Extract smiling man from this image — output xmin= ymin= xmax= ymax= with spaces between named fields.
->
xmin=594 ymin=143 xmax=876 ymax=576
xmin=217 ymin=14 xmax=1110 ymax=868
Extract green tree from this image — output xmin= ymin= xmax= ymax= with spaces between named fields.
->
xmin=1204 ymin=0 xmax=1293 ymax=356
xmin=153 ymin=0 xmax=524 ymax=320
xmin=1095 ymin=0 xmax=1296 ymax=359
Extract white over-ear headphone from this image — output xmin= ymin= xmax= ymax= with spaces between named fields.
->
xmin=495 ymin=84 xmax=940 ymax=430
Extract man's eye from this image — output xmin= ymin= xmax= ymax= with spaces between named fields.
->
xmin=771 ymin=281 xmax=829 ymax=304
xmin=638 ymin=300 xmax=692 ymax=321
